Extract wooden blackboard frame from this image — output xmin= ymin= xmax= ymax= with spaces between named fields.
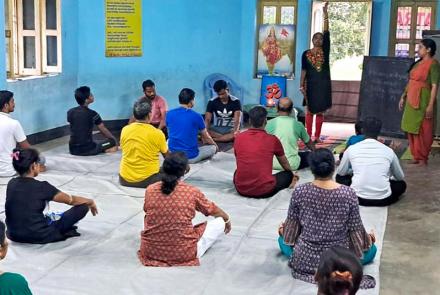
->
xmin=358 ymin=56 xmax=414 ymax=138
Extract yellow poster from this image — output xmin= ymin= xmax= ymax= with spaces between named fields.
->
xmin=105 ymin=0 xmax=142 ymax=57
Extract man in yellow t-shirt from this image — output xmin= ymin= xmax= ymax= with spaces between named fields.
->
xmin=119 ymin=100 xmax=169 ymax=188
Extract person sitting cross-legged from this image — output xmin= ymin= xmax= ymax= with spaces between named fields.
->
xmin=166 ymin=88 xmax=218 ymax=164
xmin=138 ymin=152 xmax=231 ymax=266
xmin=67 ymin=86 xmax=118 ymax=156
xmin=0 ymin=90 xmax=46 ymax=177
xmin=336 ymin=117 xmax=407 ymax=207
xmin=266 ymin=97 xmax=315 ymax=171
xmin=278 ymin=148 xmax=377 ymax=290
xmin=6 ymin=148 xmax=98 ymax=244
xmin=119 ymin=100 xmax=169 ymax=188
xmin=0 ymin=220 xmax=33 ymax=294
xmin=234 ymin=106 xmax=298 ymax=198
xmin=204 ymin=80 xmax=242 ymax=143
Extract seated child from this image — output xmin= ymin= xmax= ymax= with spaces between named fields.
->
xmin=67 ymin=86 xmax=118 ymax=156
xmin=339 ymin=121 xmax=364 ymax=160
xmin=315 ymin=246 xmax=366 ymax=295
xmin=6 ymin=148 xmax=98 ymax=244
xmin=0 ymin=220 xmax=32 ymax=294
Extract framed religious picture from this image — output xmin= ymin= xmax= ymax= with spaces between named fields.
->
xmin=260 ymin=75 xmax=287 ymax=107
xmin=257 ymin=24 xmax=295 ymax=78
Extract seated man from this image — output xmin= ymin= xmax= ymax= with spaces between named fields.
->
xmin=265 ymin=97 xmax=314 ymax=170
xmin=336 ymin=117 xmax=407 ymax=206
xmin=67 ymin=86 xmax=118 ymax=156
xmin=129 ymin=79 xmax=168 ymax=135
xmin=0 ymin=90 xmax=46 ymax=177
xmin=234 ymin=106 xmax=297 ymax=198
xmin=166 ymin=88 xmax=218 ymax=164
xmin=119 ymin=101 xmax=169 ymax=188
xmin=204 ymin=80 xmax=242 ymax=143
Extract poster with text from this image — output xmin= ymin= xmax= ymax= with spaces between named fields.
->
xmin=105 ymin=0 xmax=142 ymax=57
xmin=257 ymin=25 xmax=295 ymax=78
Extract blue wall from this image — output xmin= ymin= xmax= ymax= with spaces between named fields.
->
xmin=1 ymin=0 xmax=440 ymax=134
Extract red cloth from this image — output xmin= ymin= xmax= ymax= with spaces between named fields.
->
xmin=306 ymin=112 xmax=313 ymax=137
xmin=233 ymin=128 xmax=285 ymax=197
xmin=138 ymin=181 xmax=218 ymax=267
xmin=408 ymin=118 xmax=434 ymax=163
xmin=315 ymin=114 xmax=324 ymax=139
xmin=407 ymin=59 xmax=433 ymax=109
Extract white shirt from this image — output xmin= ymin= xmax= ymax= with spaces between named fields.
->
xmin=0 ymin=112 xmax=26 ymax=177
xmin=336 ymin=138 xmax=405 ymax=200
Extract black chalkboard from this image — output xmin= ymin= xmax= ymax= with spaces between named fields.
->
xmin=358 ymin=56 xmax=414 ymax=138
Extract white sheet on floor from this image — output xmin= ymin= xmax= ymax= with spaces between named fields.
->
xmin=0 ymin=146 xmax=386 ymax=295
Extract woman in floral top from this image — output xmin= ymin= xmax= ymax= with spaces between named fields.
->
xmin=278 ymin=148 xmax=377 ymax=289
xmin=300 ymin=2 xmax=332 ymax=142
xmin=138 ymin=152 xmax=231 ymax=267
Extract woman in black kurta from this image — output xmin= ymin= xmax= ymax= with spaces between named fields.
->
xmin=300 ymin=2 xmax=332 ymax=143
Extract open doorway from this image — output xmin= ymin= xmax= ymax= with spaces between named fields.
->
xmin=311 ymin=1 xmax=372 ymax=122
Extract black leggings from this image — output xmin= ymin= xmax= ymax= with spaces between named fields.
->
xmin=298 ymin=151 xmax=311 ymax=170
xmin=70 ymin=139 xmax=116 ymax=156
xmin=237 ymin=171 xmax=293 ymax=199
xmin=53 ymin=204 xmax=89 ymax=234
xmin=336 ymin=174 xmax=407 ymax=206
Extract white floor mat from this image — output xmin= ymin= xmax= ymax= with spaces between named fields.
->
xmin=0 ymin=149 xmax=386 ymax=295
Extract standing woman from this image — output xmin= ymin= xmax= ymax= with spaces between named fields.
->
xmin=400 ymin=39 xmax=440 ymax=166
xmin=300 ymin=2 xmax=332 ymax=142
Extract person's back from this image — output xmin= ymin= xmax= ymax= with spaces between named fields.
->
xmin=266 ymin=116 xmax=308 ymax=170
xmin=120 ymin=122 xmax=167 ymax=182
xmin=67 ymin=105 xmax=97 ymax=152
xmin=167 ymin=107 xmax=204 ymax=159
xmin=0 ymin=114 xmax=25 ymax=177
xmin=342 ymin=139 xmax=399 ymax=199
xmin=0 ymin=272 xmax=32 ymax=295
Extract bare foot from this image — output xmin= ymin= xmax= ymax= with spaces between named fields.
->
xmin=105 ymin=146 xmax=119 ymax=153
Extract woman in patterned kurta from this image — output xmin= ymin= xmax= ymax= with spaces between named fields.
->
xmin=400 ymin=39 xmax=440 ymax=166
xmin=138 ymin=152 xmax=231 ymax=267
xmin=278 ymin=149 xmax=376 ymax=289
xmin=300 ymin=2 xmax=332 ymax=142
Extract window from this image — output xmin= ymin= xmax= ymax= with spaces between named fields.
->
xmin=5 ymin=0 xmax=62 ymax=78
xmin=311 ymin=1 xmax=372 ymax=81
xmin=390 ymin=1 xmax=437 ymax=58
xmin=256 ymin=0 xmax=297 ymax=78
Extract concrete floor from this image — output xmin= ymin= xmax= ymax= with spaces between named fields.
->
xmin=380 ymin=157 xmax=440 ymax=295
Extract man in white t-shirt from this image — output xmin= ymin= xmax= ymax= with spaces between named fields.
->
xmin=0 ymin=90 xmax=46 ymax=177
xmin=336 ymin=116 xmax=406 ymax=206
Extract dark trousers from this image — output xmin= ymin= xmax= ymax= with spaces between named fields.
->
xmin=53 ymin=204 xmax=89 ymax=234
xmin=336 ymin=174 xmax=407 ymax=206
xmin=151 ymin=123 xmax=168 ymax=139
xmin=236 ymin=171 xmax=293 ymax=199
xmin=119 ymin=173 xmax=162 ymax=188
xmin=298 ymin=151 xmax=311 ymax=170
xmin=70 ymin=138 xmax=116 ymax=156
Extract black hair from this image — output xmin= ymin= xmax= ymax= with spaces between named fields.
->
xmin=362 ymin=117 xmax=382 ymax=139
xmin=408 ymin=38 xmax=437 ymax=72
xmin=213 ymin=80 xmax=228 ymax=93
xmin=161 ymin=152 xmax=188 ymax=195
xmin=309 ymin=148 xmax=335 ymax=179
xmin=12 ymin=148 xmax=41 ymax=176
xmin=133 ymin=100 xmax=151 ymax=120
xmin=354 ymin=121 xmax=363 ymax=135
xmin=0 ymin=220 xmax=5 ymax=246
xmin=249 ymin=105 xmax=267 ymax=128
xmin=142 ymin=79 xmax=155 ymax=91
xmin=313 ymin=32 xmax=324 ymax=40
xmin=178 ymin=88 xmax=195 ymax=105
xmin=315 ymin=246 xmax=363 ymax=295
xmin=74 ymin=86 xmax=91 ymax=106
xmin=0 ymin=90 xmax=14 ymax=110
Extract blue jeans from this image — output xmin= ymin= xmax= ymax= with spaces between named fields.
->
xmin=277 ymin=236 xmax=377 ymax=265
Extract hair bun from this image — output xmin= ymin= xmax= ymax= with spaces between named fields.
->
xmin=331 ymin=271 xmax=353 ymax=282
xmin=318 ymin=162 xmax=330 ymax=169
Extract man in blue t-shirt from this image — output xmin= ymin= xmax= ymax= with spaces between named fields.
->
xmin=166 ymin=88 xmax=218 ymax=164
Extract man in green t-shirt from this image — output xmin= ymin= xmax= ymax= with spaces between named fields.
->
xmin=266 ymin=98 xmax=315 ymax=170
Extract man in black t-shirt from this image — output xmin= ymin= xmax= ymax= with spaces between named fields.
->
xmin=67 ymin=86 xmax=118 ymax=156
xmin=205 ymin=80 xmax=242 ymax=143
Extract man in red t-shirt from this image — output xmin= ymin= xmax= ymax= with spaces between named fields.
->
xmin=234 ymin=106 xmax=298 ymax=198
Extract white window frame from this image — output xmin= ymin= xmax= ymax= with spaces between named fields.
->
xmin=6 ymin=0 xmax=62 ymax=78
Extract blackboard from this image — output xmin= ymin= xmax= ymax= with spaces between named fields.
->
xmin=358 ymin=56 xmax=414 ymax=138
